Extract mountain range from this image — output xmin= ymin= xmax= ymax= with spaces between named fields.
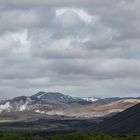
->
xmin=0 ymin=91 xmax=140 ymax=120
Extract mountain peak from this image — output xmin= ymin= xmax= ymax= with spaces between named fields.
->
xmin=31 ymin=91 xmax=72 ymax=101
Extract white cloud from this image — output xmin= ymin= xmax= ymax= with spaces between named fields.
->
xmin=56 ymin=8 xmax=93 ymax=22
xmin=0 ymin=0 xmax=140 ymax=98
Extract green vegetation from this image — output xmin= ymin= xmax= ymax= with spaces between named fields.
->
xmin=0 ymin=130 xmax=139 ymax=140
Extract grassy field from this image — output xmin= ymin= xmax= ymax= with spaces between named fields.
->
xmin=0 ymin=120 xmax=15 ymax=123
xmin=0 ymin=130 xmax=139 ymax=140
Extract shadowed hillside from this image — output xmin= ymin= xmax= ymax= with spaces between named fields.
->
xmin=94 ymin=103 xmax=140 ymax=135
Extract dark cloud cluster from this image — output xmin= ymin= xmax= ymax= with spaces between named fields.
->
xmin=0 ymin=0 xmax=140 ymax=98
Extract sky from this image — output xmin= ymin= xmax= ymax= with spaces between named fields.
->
xmin=0 ymin=0 xmax=140 ymax=98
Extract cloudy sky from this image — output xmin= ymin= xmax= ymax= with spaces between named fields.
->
xmin=0 ymin=0 xmax=140 ymax=98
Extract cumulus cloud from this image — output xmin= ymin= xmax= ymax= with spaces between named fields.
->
xmin=0 ymin=0 xmax=140 ymax=98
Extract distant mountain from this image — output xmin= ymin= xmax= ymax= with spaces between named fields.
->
xmin=0 ymin=92 xmax=139 ymax=120
xmin=93 ymin=103 xmax=140 ymax=135
xmin=31 ymin=92 xmax=73 ymax=101
xmin=31 ymin=91 xmax=99 ymax=104
xmin=0 ymin=92 xmax=95 ymax=114
xmin=96 ymin=97 xmax=140 ymax=104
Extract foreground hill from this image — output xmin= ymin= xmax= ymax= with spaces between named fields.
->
xmin=94 ymin=103 xmax=140 ymax=135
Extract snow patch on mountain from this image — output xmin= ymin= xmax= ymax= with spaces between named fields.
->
xmin=82 ymin=97 xmax=99 ymax=102
xmin=18 ymin=97 xmax=32 ymax=111
xmin=37 ymin=93 xmax=45 ymax=99
xmin=19 ymin=104 xmax=27 ymax=111
xmin=0 ymin=102 xmax=11 ymax=113
xmin=35 ymin=110 xmax=45 ymax=114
